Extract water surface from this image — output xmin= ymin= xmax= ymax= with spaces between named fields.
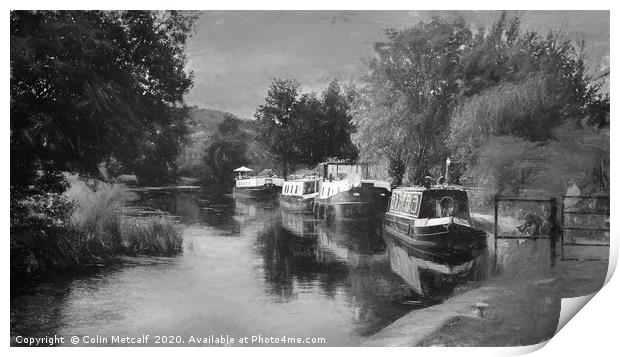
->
xmin=11 ymin=188 xmax=493 ymax=346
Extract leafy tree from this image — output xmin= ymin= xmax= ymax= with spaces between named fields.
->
xmin=354 ymin=12 xmax=607 ymax=186
xmin=254 ymin=79 xmax=301 ymax=176
xmin=10 ymin=10 xmax=197 ymax=187
xmin=319 ymin=80 xmax=358 ymax=163
xmin=203 ymin=115 xmax=250 ymax=186
xmin=353 ymin=17 xmax=472 ymax=184
xmin=255 ymin=78 xmax=358 ymax=176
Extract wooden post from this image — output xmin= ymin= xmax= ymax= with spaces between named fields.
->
xmin=494 ymin=195 xmax=499 ymax=273
xmin=549 ymin=197 xmax=558 ymax=267
xmin=560 ymin=196 xmax=565 ymax=261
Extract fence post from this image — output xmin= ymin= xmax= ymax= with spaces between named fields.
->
xmin=494 ymin=195 xmax=499 ymax=273
xmin=560 ymin=196 xmax=565 ymax=261
xmin=549 ymin=197 xmax=558 ymax=267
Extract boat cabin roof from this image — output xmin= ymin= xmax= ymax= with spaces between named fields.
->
xmin=284 ymin=178 xmax=319 ymax=183
xmin=393 ymin=185 xmax=467 ymax=192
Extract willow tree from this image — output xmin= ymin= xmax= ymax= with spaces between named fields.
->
xmin=353 ymin=13 xmax=607 ymax=186
xmin=353 ymin=17 xmax=473 ymax=185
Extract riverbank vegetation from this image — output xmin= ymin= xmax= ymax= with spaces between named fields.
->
xmin=352 ymin=13 xmax=609 ymax=195
xmin=11 ymin=174 xmax=184 ymax=280
xmin=11 ymin=10 xmax=195 ymax=279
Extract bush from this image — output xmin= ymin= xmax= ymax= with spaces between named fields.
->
xmin=11 ymin=173 xmax=184 ymax=280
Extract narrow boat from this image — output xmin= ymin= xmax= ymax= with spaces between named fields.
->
xmin=232 ymin=167 xmax=284 ymax=200
xmin=313 ymin=162 xmax=391 ymax=220
xmin=279 ymin=178 xmax=319 ymax=213
xmin=383 ymin=185 xmax=487 ymax=254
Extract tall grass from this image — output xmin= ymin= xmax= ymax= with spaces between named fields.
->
xmin=120 ymin=216 xmax=182 ymax=256
xmin=64 ymin=174 xmax=183 ymax=260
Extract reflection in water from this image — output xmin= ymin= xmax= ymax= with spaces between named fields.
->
xmin=11 ymin=189 xmax=495 ymax=346
xmin=384 ymin=233 xmax=492 ymax=302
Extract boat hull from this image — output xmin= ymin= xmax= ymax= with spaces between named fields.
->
xmin=233 ymin=185 xmax=280 ymax=200
xmin=314 ymin=186 xmax=390 ymax=220
xmin=384 ymin=213 xmax=487 ymax=253
xmin=279 ymin=195 xmax=315 ymax=213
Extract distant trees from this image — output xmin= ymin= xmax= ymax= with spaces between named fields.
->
xmin=255 ymin=78 xmax=358 ymax=176
xmin=203 ymin=115 xmax=251 ymax=187
xmin=353 ymin=12 xmax=609 ymax=189
xmin=11 ymin=10 xmax=197 ymax=188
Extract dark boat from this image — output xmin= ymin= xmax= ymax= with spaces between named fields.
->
xmin=279 ymin=178 xmax=319 ymax=213
xmin=313 ymin=162 xmax=391 ymax=220
xmin=383 ymin=186 xmax=487 ymax=254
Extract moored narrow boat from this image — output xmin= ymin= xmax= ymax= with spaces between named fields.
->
xmin=313 ymin=162 xmax=391 ymax=220
xmin=232 ymin=167 xmax=284 ymax=200
xmin=383 ymin=186 xmax=487 ymax=254
xmin=279 ymin=178 xmax=319 ymax=213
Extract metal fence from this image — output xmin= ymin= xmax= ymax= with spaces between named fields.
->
xmin=493 ymin=194 xmax=610 ymax=266
xmin=493 ymin=196 xmax=559 ymax=269
xmin=560 ymin=195 xmax=610 ymax=261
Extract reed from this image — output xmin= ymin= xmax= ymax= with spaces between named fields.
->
xmin=64 ymin=174 xmax=136 ymax=257
xmin=119 ymin=216 xmax=183 ymax=256
xmin=65 ymin=174 xmax=182 ymax=258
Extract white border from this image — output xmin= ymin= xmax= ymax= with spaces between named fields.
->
xmin=3 ymin=2 xmax=617 ymax=357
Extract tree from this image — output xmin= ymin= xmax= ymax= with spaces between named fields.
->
xmin=203 ymin=115 xmax=250 ymax=187
xmin=255 ymin=78 xmax=358 ymax=176
xmin=353 ymin=17 xmax=472 ymax=184
xmin=353 ymin=12 xmax=606 ymax=186
xmin=10 ymin=10 xmax=197 ymax=187
xmin=319 ymin=80 xmax=358 ymax=163
xmin=254 ymin=79 xmax=301 ymax=176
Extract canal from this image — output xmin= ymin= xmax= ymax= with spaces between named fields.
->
xmin=11 ymin=187 xmax=495 ymax=346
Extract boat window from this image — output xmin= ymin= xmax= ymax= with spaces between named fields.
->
xmin=437 ymin=196 xmax=455 ymax=217
xmin=401 ymin=193 xmax=411 ymax=212
xmin=391 ymin=193 xmax=400 ymax=211
xmin=422 ymin=193 xmax=470 ymax=221
xmin=295 ymin=185 xmax=298 ymax=195
xmin=410 ymin=194 xmax=420 ymax=215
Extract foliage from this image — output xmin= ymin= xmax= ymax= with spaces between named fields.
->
xmin=64 ymin=174 xmax=137 ymax=254
xmin=11 ymin=174 xmax=183 ymax=279
xmin=255 ymin=78 xmax=358 ymax=176
xmin=203 ymin=115 xmax=251 ymax=186
xmin=353 ymin=12 xmax=608 ymax=186
xmin=448 ymin=75 xmax=565 ymax=165
xmin=353 ymin=17 xmax=473 ymax=184
xmin=10 ymin=179 xmax=75 ymax=277
xmin=10 ymin=10 xmax=197 ymax=188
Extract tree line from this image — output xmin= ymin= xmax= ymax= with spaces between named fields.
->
xmin=254 ymin=79 xmax=358 ymax=177
xmin=350 ymin=13 xmax=609 ymax=192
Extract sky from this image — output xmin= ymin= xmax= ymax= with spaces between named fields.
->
xmin=184 ymin=10 xmax=610 ymax=119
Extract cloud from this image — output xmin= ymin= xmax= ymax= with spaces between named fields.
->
xmin=184 ymin=10 xmax=609 ymax=118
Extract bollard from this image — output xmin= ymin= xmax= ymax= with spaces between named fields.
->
xmin=475 ymin=303 xmax=489 ymax=318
